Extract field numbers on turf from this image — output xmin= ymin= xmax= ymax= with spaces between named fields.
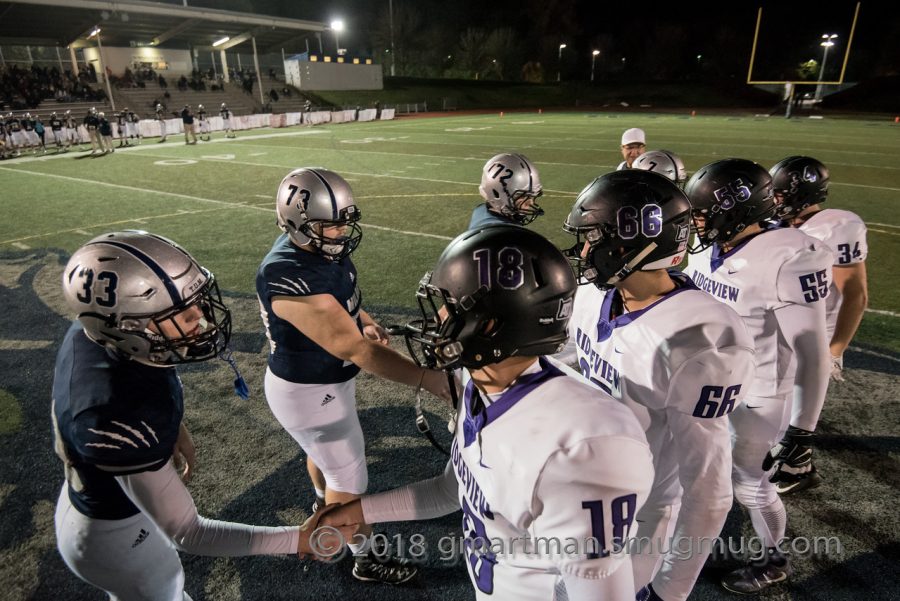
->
xmin=445 ymin=127 xmax=492 ymax=132
xmin=341 ymin=136 xmax=409 ymax=144
xmin=154 ymin=159 xmax=198 ymax=166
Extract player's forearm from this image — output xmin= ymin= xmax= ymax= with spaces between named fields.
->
xmin=349 ymin=341 xmax=422 ymax=387
xmin=829 ymin=282 xmax=867 ymax=356
xmin=360 ymin=463 xmax=459 ymax=524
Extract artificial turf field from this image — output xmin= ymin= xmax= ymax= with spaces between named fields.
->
xmin=0 ymin=112 xmax=898 ymax=600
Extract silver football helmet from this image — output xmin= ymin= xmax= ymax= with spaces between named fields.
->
xmin=62 ymin=231 xmax=231 ymax=365
xmin=275 ymin=168 xmax=362 ymax=259
xmin=633 ymin=150 xmax=687 ymax=186
xmin=478 ymin=152 xmax=544 ymax=224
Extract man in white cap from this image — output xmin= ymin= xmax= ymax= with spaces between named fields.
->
xmin=617 ymin=127 xmax=646 ymax=170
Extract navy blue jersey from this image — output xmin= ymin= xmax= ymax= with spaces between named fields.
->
xmin=468 ymin=203 xmax=517 ymax=230
xmin=256 ymin=234 xmax=362 ymax=384
xmin=52 ymin=323 xmax=184 ymax=520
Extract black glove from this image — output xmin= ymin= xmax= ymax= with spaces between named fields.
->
xmin=762 ymin=425 xmax=814 ymax=483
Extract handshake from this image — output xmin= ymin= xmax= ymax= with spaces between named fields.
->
xmin=296 ymin=499 xmax=366 ymax=560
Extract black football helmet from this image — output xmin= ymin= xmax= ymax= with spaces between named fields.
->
xmin=403 ymin=225 xmax=576 ymax=370
xmin=684 ymin=158 xmax=776 ymax=252
xmin=769 ymin=156 xmax=830 ymax=219
xmin=563 ymin=170 xmax=692 ymax=288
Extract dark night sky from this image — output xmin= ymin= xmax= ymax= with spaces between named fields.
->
xmin=174 ymin=1 xmax=898 ymax=80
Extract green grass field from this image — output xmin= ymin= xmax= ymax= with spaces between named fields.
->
xmin=1 ymin=113 xmax=898 ymax=600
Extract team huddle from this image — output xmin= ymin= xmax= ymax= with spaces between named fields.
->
xmin=51 ymin=126 xmax=868 ymax=600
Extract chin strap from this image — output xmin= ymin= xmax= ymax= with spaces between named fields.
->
xmin=413 ymin=370 xmax=457 ymax=456
xmin=218 ymin=346 xmax=250 ymax=400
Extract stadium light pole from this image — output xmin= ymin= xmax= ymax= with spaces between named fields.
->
xmin=331 ymin=19 xmax=345 ymax=56
xmin=389 ymin=0 xmax=396 ymax=76
xmin=591 ymin=49 xmax=599 ymax=82
xmin=557 ymin=43 xmax=566 ymax=83
xmin=88 ymin=27 xmax=116 ymax=111
xmin=815 ymin=34 xmax=837 ymax=102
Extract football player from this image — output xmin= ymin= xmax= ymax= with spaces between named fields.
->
xmin=64 ymin=109 xmax=81 ymax=150
xmin=197 ymin=103 xmax=210 ymax=141
xmin=53 ymin=231 xmax=353 ymax=600
xmin=220 ymin=103 xmax=235 ymax=138
xmin=126 ymin=107 xmax=142 ymax=145
xmin=256 ymin=168 xmax=451 ymax=584
xmin=116 ymin=109 xmax=128 ymax=147
xmin=48 ymin=111 xmax=66 ymax=151
xmin=468 ymin=152 xmax=544 ymax=229
xmin=617 ymin=128 xmax=646 ymax=170
xmin=156 ymin=103 xmax=167 ymax=143
xmin=770 ymin=156 xmax=868 ymax=388
xmin=84 ymin=107 xmax=101 ymax=154
xmin=684 ymin=159 xmax=832 ymax=593
xmin=561 ymin=170 xmax=755 ymax=601
xmin=317 ymin=225 xmax=655 ymax=600
xmin=632 ymin=150 xmax=687 ymax=187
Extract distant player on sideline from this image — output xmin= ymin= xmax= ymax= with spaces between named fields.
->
xmin=561 ymin=170 xmax=754 ymax=601
xmin=156 ymin=103 xmax=167 ymax=143
xmin=49 ymin=111 xmax=66 ymax=151
xmin=64 ymin=110 xmax=81 ymax=150
xmin=685 ymin=159 xmax=832 ymax=593
xmin=116 ymin=109 xmax=128 ymax=147
xmin=318 ymin=225 xmax=654 ymax=600
xmin=467 ymin=152 xmax=544 ymax=229
xmin=770 ymin=156 xmax=868 ymax=389
xmin=617 ymin=127 xmax=646 ymax=170
xmin=197 ymin=104 xmax=210 ymax=141
xmin=53 ymin=231 xmax=352 ymax=600
xmin=220 ymin=103 xmax=235 ymax=138
xmin=125 ymin=107 xmax=142 ymax=145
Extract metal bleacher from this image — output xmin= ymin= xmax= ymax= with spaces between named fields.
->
xmin=111 ymin=82 xmax=258 ymax=118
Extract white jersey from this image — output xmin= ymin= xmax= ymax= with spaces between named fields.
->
xmin=687 ymin=227 xmax=832 ymax=398
xmin=799 ymin=209 xmax=868 ymax=337
xmin=452 ymin=358 xmax=653 ymax=600
xmin=565 ymin=272 xmax=754 ymax=600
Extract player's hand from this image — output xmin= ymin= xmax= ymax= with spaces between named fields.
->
xmin=830 ymin=355 xmax=845 ymax=382
xmin=318 ymin=499 xmax=365 ymax=528
xmin=297 ymin=503 xmax=358 ymax=560
xmin=762 ymin=425 xmax=814 ymax=482
xmin=363 ymin=324 xmax=390 ymax=345
xmin=421 ymin=368 xmax=453 ymax=404
xmin=173 ymin=422 xmax=196 ymax=483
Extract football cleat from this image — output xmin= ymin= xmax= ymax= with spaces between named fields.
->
xmin=721 ymin=553 xmax=791 ymax=594
xmin=352 ymin=549 xmax=418 ymax=585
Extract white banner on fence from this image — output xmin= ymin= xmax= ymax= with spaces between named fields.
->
xmin=380 ymin=108 xmax=395 ymax=120
xmin=357 ymin=109 xmax=377 ymax=122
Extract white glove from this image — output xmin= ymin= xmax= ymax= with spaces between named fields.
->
xmin=830 ymin=355 xmax=844 ymax=382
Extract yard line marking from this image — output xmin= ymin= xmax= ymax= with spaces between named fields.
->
xmin=0 ymin=167 xmax=451 ymax=244
xmin=254 ymin=194 xmax=270 ymax=198
xmin=11 ymin=242 xmax=30 ymax=249
xmin=867 ymin=222 xmax=900 ymax=229
xmin=363 ymin=224 xmax=453 ymax=241
xmin=0 ymin=339 xmax=54 ymax=350
xmin=848 ymin=346 xmax=900 ymax=363
xmin=869 ymin=228 xmax=900 ymax=237
xmin=833 ymin=183 xmax=900 ymax=192
xmin=356 ymin=193 xmax=466 ymax=199
xmin=1 ymin=208 xmax=223 ymax=245
xmin=866 ymin=308 xmax=899 ymax=317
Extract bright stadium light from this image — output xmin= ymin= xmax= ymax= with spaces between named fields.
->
xmin=557 ymin=43 xmax=566 ymax=82
xmin=88 ymin=27 xmax=101 ymax=38
xmin=591 ymin=49 xmax=600 ymax=82
xmin=331 ymin=19 xmax=345 ymax=55
xmin=212 ymin=36 xmax=230 ymax=47
xmin=815 ymin=33 xmax=838 ymax=101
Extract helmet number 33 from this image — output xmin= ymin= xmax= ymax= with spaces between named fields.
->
xmin=473 ymin=247 xmax=524 ymax=290
xmin=76 ymin=268 xmax=119 ymax=308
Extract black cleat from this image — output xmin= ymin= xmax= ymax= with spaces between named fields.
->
xmin=352 ymin=549 xmax=418 ymax=585
xmin=722 ymin=555 xmax=791 ymax=594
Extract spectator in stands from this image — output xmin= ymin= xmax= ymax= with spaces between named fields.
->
xmin=269 ymin=88 xmax=279 ymax=102
xmin=282 ymin=86 xmax=291 ymax=98
xmin=158 ymin=74 xmax=168 ymax=89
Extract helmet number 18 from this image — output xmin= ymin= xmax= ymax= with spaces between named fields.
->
xmin=473 ymin=247 xmax=524 ymax=290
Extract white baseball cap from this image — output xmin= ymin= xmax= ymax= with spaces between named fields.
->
xmin=621 ymin=128 xmax=646 ymax=146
